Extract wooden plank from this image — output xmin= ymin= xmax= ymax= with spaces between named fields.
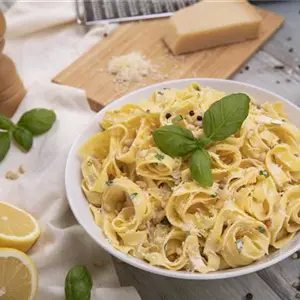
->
xmin=234 ymin=50 xmax=300 ymax=103
xmin=258 ymin=257 xmax=300 ymax=300
xmin=53 ymin=8 xmax=284 ymax=111
xmin=115 ymin=261 xmax=282 ymax=300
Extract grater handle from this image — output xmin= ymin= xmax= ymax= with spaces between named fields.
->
xmin=75 ymin=0 xmax=84 ymax=25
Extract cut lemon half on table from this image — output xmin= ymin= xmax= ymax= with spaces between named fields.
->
xmin=0 ymin=248 xmax=38 ymax=300
xmin=0 ymin=201 xmax=40 ymax=252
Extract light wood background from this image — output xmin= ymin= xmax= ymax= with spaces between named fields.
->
xmin=53 ymin=7 xmax=283 ymax=111
xmin=2 ymin=2 xmax=300 ymax=300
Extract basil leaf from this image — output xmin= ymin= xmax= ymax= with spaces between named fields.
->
xmin=190 ymin=148 xmax=213 ymax=187
xmin=0 ymin=115 xmax=15 ymax=130
xmin=152 ymin=125 xmax=197 ymax=157
xmin=0 ymin=132 xmax=11 ymax=162
xmin=18 ymin=108 xmax=56 ymax=135
xmin=65 ymin=265 xmax=93 ymax=300
xmin=196 ymin=138 xmax=212 ymax=148
xmin=13 ymin=126 xmax=33 ymax=152
xmin=203 ymin=93 xmax=250 ymax=141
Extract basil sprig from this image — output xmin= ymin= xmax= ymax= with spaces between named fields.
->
xmin=152 ymin=93 xmax=250 ymax=187
xmin=0 ymin=108 xmax=56 ymax=162
xmin=65 ymin=265 xmax=93 ymax=300
xmin=152 ymin=125 xmax=198 ymax=157
xmin=18 ymin=108 xmax=56 ymax=135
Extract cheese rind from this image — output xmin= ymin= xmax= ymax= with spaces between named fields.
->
xmin=163 ymin=0 xmax=262 ymax=55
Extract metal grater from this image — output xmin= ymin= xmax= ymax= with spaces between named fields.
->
xmin=75 ymin=0 xmax=200 ymax=25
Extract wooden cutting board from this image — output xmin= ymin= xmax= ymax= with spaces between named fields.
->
xmin=53 ymin=8 xmax=284 ymax=112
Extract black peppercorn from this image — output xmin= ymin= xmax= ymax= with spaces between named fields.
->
xmin=245 ymin=66 xmax=250 ymax=71
xmin=246 ymin=293 xmax=253 ymax=300
xmin=165 ymin=113 xmax=171 ymax=119
xmin=189 ymin=110 xmax=195 ymax=116
xmin=274 ymin=65 xmax=284 ymax=70
xmin=103 ymin=32 xmax=108 ymax=37
xmin=289 ymin=48 xmax=294 ymax=53
xmin=197 ymin=115 xmax=203 ymax=121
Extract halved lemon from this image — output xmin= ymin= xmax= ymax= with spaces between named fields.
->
xmin=0 ymin=248 xmax=38 ymax=300
xmin=0 ymin=201 xmax=40 ymax=252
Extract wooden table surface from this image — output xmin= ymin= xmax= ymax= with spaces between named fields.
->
xmin=1 ymin=1 xmax=300 ymax=299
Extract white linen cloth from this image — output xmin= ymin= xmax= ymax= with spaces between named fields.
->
xmin=1 ymin=2 xmax=141 ymax=300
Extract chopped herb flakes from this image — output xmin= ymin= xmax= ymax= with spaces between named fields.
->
xmin=106 ymin=180 xmax=113 ymax=186
xmin=192 ymin=83 xmax=201 ymax=91
xmin=210 ymin=193 xmax=217 ymax=198
xmin=172 ymin=115 xmax=183 ymax=123
xmin=257 ymin=226 xmax=266 ymax=234
xmin=155 ymin=153 xmax=165 ymax=161
xmin=235 ymin=239 xmax=243 ymax=252
xmin=259 ymin=170 xmax=269 ymax=178
xmin=130 ymin=192 xmax=138 ymax=199
xmin=158 ymin=91 xmax=164 ymax=95
xmin=87 ymin=160 xmax=92 ymax=166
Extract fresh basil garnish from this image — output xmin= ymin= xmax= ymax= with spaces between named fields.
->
xmin=0 ymin=115 xmax=15 ymax=130
xmin=0 ymin=108 xmax=56 ymax=162
xmin=18 ymin=108 xmax=56 ymax=135
xmin=152 ymin=125 xmax=198 ymax=157
xmin=65 ymin=265 xmax=93 ymax=300
xmin=190 ymin=149 xmax=213 ymax=187
xmin=203 ymin=93 xmax=250 ymax=141
xmin=152 ymin=93 xmax=250 ymax=186
xmin=0 ymin=132 xmax=11 ymax=162
xmin=13 ymin=126 xmax=33 ymax=152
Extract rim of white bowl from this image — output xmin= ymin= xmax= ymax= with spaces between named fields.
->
xmin=65 ymin=78 xmax=300 ymax=280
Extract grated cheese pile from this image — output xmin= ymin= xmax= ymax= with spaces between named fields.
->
xmin=108 ymin=52 xmax=155 ymax=83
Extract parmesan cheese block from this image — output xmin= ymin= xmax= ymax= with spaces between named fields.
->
xmin=163 ymin=0 xmax=262 ymax=55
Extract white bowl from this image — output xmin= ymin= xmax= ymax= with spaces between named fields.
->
xmin=65 ymin=78 xmax=300 ymax=280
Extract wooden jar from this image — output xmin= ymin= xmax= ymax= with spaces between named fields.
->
xmin=0 ymin=11 xmax=26 ymax=117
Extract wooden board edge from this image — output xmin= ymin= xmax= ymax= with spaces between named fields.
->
xmin=226 ymin=11 xmax=285 ymax=78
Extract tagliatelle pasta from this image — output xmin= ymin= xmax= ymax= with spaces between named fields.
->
xmin=79 ymin=83 xmax=300 ymax=273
